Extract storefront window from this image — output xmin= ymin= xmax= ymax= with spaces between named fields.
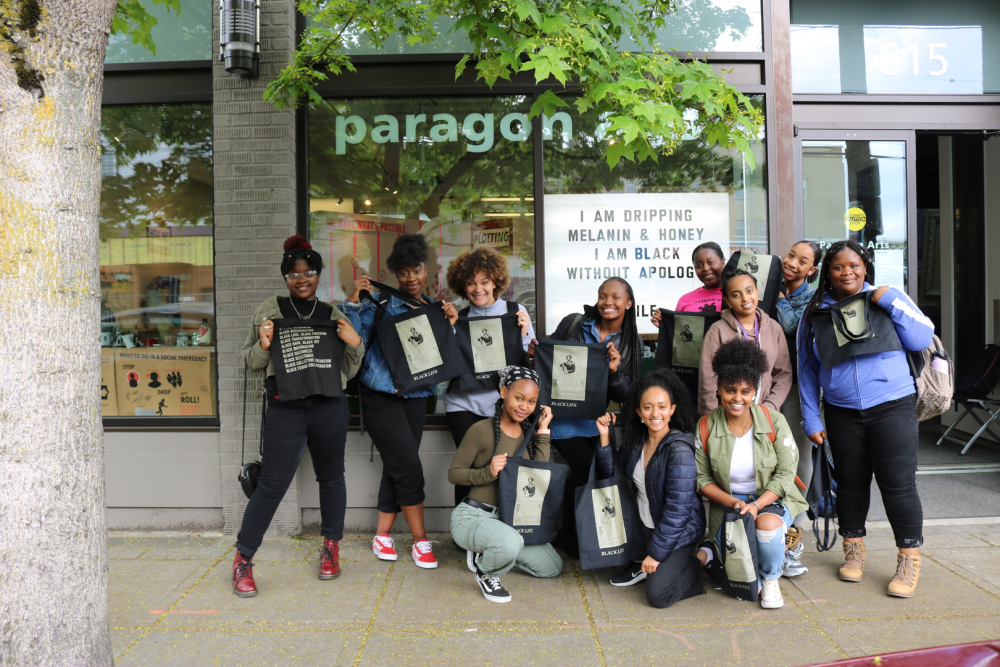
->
xmin=106 ymin=0 xmax=213 ymax=64
xmin=791 ymin=0 xmax=1000 ymax=94
xmin=100 ymin=104 xmax=216 ymax=419
xmin=541 ymin=100 xmax=767 ymax=337
xmin=308 ymin=96 xmax=534 ymax=413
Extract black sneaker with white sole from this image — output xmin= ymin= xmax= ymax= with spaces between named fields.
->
xmin=466 ymin=550 xmax=481 ymax=573
xmin=701 ymin=540 xmax=725 ymax=590
xmin=609 ymin=561 xmax=647 ymax=587
xmin=475 ymin=565 xmax=511 ymax=603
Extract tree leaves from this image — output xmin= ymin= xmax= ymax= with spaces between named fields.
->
xmin=111 ymin=0 xmax=181 ymax=56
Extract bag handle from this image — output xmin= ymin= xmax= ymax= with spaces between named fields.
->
xmin=367 ymin=280 xmax=431 ymax=309
xmin=513 ymin=413 xmax=542 ymax=461
xmin=700 ymin=407 xmax=805 ymax=491
xmin=586 ymin=416 xmax=621 ymax=484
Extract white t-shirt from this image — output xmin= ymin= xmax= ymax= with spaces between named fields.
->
xmin=633 ymin=458 xmax=654 ymax=529
xmin=729 ymin=430 xmax=757 ymax=494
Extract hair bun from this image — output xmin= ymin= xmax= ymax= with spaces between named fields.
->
xmin=284 ymin=234 xmax=312 ymax=252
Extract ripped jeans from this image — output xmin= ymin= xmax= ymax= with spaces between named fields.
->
xmin=716 ymin=493 xmax=792 ymax=582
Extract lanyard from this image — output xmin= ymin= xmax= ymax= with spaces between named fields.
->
xmin=737 ymin=315 xmax=759 ymax=346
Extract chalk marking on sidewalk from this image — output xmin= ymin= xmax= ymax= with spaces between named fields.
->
xmin=570 ymin=560 xmax=608 ymax=667
xmin=922 ymin=554 xmax=1000 ymax=603
xmin=114 ymin=546 xmax=234 ymax=665
xmin=785 ymin=582 xmax=851 ymax=659
xmin=351 ymin=561 xmax=395 ymax=667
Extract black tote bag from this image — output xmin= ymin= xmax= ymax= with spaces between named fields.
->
xmin=723 ymin=251 xmax=782 ymax=318
xmin=366 ymin=281 xmax=468 ymax=394
xmin=454 ymin=301 xmax=527 ymax=391
xmin=535 ymin=337 xmax=609 ymax=420
xmin=717 ymin=507 xmax=761 ymax=602
xmin=806 ymin=439 xmax=838 ymax=552
xmin=497 ymin=422 xmax=569 ymax=545
xmin=653 ymin=308 xmax=721 ymax=404
xmin=809 ymin=290 xmax=901 ymax=370
xmin=270 ymin=319 xmax=345 ymax=401
xmin=573 ymin=426 xmax=647 ymax=570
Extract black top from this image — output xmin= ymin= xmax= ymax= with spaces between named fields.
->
xmin=265 ymin=296 xmax=335 ymax=399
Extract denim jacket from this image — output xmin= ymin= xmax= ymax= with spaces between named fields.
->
xmin=774 ymin=281 xmax=816 ymax=337
xmin=338 ymin=292 xmax=436 ymax=399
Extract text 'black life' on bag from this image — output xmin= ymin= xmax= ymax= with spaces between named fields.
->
xmin=573 ymin=425 xmax=647 ymax=571
xmin=535 ymin=336 xmax=609 ymax=420
xmin=365 ymin=281 xmax=467 ymax=394
xmin=497 ymin=416 xmax=569 ymax=545
xmin=454 ymin=301 xmax=527 ymax=391
xmin=270 ymin=319 xmax=345 ymax=402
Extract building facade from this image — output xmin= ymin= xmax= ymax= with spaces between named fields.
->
xmin=99 ymin=0 xmax=1000 ymax=533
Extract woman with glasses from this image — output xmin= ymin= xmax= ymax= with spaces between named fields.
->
xmin=232 ymin=235 xmax=365 ymax=598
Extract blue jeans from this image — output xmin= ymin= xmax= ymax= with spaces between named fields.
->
xmin=715 ymin=493 xmax=791 ymax=582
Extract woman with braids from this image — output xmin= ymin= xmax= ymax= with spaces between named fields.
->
xmin=527 ymin=277 xmax=644 ymax=558
xmin=443 ymin=246 xmax=534 ymax=506
xmin=697 ymin=268 xmax=792 ymax=416
xmin=339 ymin=233 xmax=459 ymax=570
xmin=650 ymin=242 xmax=727 ymax=329
xmin=695 ymin=340 xmax=808 ymax=610
xmin=233 ymin=235 xmax=365 ymax=597
xmin=798 ymin=239 xmax=933 ymax=598
xmin=448 ymin=366 xmax=561 ymax=603
xmin=593 ymin=369 xmax=711 ymax=609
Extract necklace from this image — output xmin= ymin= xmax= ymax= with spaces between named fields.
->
xmin=289 ymin=297 xmax=318 ymax=320
xmin=727 ymin=412 xmax=753 ymax=437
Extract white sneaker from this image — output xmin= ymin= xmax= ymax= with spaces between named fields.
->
xmin=761 ymin=579 xmax=784 ymax=609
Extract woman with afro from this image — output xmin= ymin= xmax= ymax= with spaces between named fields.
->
xmin=339 ymin=233 xmax=458 ymax=570
xmin=443 ymin=246 xmax=535 ymax=506
xmin=695 ymin=340 xmax=807 ymax=610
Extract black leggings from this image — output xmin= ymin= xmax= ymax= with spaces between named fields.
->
xmin=446 ymin=410 xmax=488 ymax=505
xmin=824 ymin=395 xmax=923 ymax=549
xmin=641 ymin=526 xmax=705 ymax=609
xmin=361 ymin=384 xmax=427 ymax=513
xmin=236 ymin=395 xmax=348 ymax=558
xmin=552 ymin=435 xmax=599 ymax=557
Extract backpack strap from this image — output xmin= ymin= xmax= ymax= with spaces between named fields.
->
xmin=699 ymin=415 xmax=709 ymax=454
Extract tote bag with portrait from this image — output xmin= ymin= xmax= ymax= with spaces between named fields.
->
xmin=270 ymin=319 xmax=345 ymax=401
xmin=723 ymin=251 xmax=782 ymax=318
xmin=717 ymin=507 xmax=761 ymax=603
xmin=454 ymin=301 xmax=527 ymax=391
xmin=654 ymin=308 xmax=721 ymax=405
xmin=535 ymin=337 xmax=609 ymax=420
xmin=497 ymin=420 xmax=569 ymax=545
xmin=573 ymin=427 xmax=647 ymax=571
xmin=809 ymin=290 xmax=901 ymax=371
xmin=366 ymin=281 xmax=468 ymax=394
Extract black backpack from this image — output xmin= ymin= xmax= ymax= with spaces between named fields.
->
xmin=955 ymin=344 xmax=1000 ymax=398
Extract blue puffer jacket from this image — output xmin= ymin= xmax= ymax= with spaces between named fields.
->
xmin=595 ymin=430 xmax=706 ymax=563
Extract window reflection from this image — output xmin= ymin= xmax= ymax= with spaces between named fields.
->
xmin=106 ymin=0 xmax=212 ymax=64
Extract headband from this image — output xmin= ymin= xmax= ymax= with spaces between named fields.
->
xmin=497 ymin=365 xmax=539 ymax=389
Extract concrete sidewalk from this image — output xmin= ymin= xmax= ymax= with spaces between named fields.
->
xmin=109 ymin=523 xmax=1000 ymax=666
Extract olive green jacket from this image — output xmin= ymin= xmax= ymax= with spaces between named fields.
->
xmin=240 ymin=296 xmax=364 ymax=389
xmin=694 ymin=403 xmax=808 ymax=540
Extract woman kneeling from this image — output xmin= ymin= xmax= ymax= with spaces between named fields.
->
xmin=448 ymin=366 xmax=563 ymax=603
xmin=695 ymin=340 xmax=808 ymax=609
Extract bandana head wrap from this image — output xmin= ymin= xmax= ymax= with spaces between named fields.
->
xmin=497 ymin=365 xmax=539 ymax=389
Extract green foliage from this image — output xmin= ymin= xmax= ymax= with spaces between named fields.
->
xmin=271 ymin=0 xmax=763 ymax=168
xmin=111 ymin=0 xmax=181 ymax=56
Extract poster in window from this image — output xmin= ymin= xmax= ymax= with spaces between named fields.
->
xmin=552 ymin=344 xmax=587 ymax=401
xmin=512 ymin=466 xmax=550 ymax=526
xmin=115 ymin=348 xmax=214 ymax=416
xmin=471 ymin=317 xmax=507 ymax=374
xmin=395 ymin=314 xmax=443 ymax=374
xmin=591 ymin=485 xmax=627 ymax=549
xmin=101 ymin=350 xmax=119 ymax=417
xmin=672 ymin=315 xmax=706 ymax=368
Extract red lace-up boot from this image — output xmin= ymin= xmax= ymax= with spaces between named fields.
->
xmin=319 ymin=538 xmax=341 ymax=580
xmin=232 ymin=551 xmax=258 ymax=597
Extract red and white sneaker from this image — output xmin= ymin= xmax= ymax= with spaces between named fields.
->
xmin=372 ymin=533 xmax=398 ymax=561
xmin=411 ymin=539 xmax=438 ymax=569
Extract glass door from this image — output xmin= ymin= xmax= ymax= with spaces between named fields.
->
xmin=795 ymin=130 xmax=917 ymax=298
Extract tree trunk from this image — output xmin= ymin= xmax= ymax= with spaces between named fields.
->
xmin=0 ymin=1 xmax=118 ymax=664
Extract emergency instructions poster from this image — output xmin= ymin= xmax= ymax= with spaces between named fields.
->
xmin=115 ymin=348 xmax=214 ymax=416
xmin=544 ymin=193 xmax=729 ymax=335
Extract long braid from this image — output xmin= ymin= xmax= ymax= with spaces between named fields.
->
xmin=598 ymin=277 xmax=644 ymax=387
xmin=491 ymin=396 xmax=536 ymax=460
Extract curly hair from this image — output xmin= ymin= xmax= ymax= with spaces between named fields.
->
xmin=386 ymin=233 xmax=429 ymax=273
xmin=446 ymin=246 xmax=511 ymax=299
xmin=280 ymin=235 xmax=323 ymax=276
xmin=621 ymin=368 xmax=696 ymax=449
xmin=712 ymin=339 xmax=769 ymax=391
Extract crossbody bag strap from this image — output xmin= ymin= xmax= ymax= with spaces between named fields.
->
xmin=259 ymin=380 xmax=267 ymax=455
xmin=241 ymin=359 xmax=249 ymax=466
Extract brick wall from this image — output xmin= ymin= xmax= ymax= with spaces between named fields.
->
xmin=215 ymin=0 xmax=300 ymax=537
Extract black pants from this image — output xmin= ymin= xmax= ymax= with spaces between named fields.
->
xmin=824 ymin=395 xmax=923 ymax=548
xmin=236 ymin=395 xmax=349 ymax=558
xmin=446 ymin=410 xmax=488 ymax=505
xmin=641 ymin=526 xmax=705 ymax=609
xmin=361 ymin=384 xmax=426 ymax=513
xmin=552 ymin=435 xmax=599 ymax=557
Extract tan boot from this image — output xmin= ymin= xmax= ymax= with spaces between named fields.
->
xmin=887 ymin=553 xmax=921 ymax=598
xmin=839 ymin=540 xmax=865 ymax=582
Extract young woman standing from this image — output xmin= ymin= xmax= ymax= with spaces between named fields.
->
xmin=443 ymin=246 xmax=534 ymax=505
xmin=650 ymin=242 xmax=727 ymax=329
xmin=697 ymin=269 xmax=792 ymax=416
xmin=528 ymin=277 xmax=644 ymax=558
xmin=798 ymin=239 xmax=933 ymax=597
xmin=233 ymin=235 xmax=365 ymax=597
xmin=339 ymin=234 xmax=458 ymax=569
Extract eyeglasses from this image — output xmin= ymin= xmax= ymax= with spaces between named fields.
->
xmin=284 ymin=271 xmax=319 ymax=281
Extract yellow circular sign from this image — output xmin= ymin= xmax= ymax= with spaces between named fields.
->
xmin=845 ymin=207 xmax=866 ymax=231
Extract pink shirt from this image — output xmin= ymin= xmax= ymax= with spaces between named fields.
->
xmin=675 ymin=286 xmax=722 ymax=313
